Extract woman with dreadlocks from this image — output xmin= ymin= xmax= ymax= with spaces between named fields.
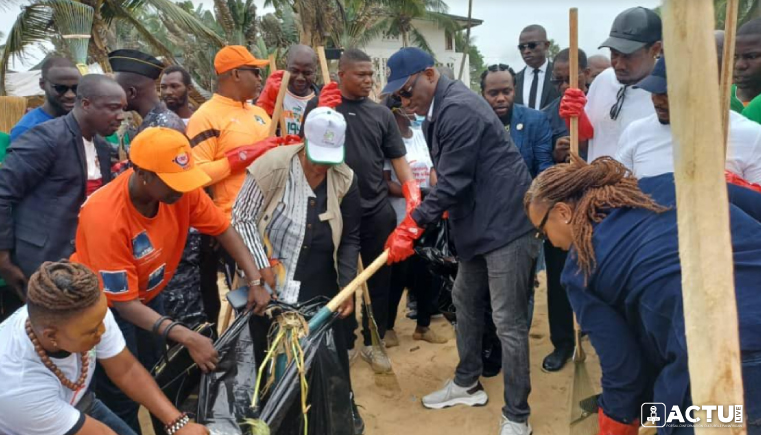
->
xmin=0 ymin=261 xmax=209 ymax=435
xmin=524 ymin=156 xmax=761 ymax=435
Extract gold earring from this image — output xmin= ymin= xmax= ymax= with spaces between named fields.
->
xmin=51 ymin=340 xmax=58 ymax=349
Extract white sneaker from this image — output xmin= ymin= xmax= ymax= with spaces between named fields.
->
xmin=499 ymin=416 xmax=532 ymax=435
xmin=422 ymin=379 xmax=488 ymax=409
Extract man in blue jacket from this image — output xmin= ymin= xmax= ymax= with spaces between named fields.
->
xmin=0 ymin=75 xmax=124 ymax=299
xmin=383 ymin=47 xmax=541 ymax=435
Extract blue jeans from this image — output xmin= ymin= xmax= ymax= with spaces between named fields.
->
xmin=452 ymin=233 xmax=541 ymax=422
xmin=87 ymin=396 xmax=138 ymax=435
xmin=743 ymin=351 xmax=761 ymax=435
xmin=94 ymin=294 xmax=166 ymax=434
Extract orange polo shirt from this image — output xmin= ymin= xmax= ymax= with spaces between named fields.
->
xmin=187 ymin=94 xmax=272 ymax=218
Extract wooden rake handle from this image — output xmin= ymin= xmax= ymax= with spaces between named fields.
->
xmin=268 ymin=71 xmax=292 ymax=137
xmin=326 ymin=250 xmax=388 ymax=312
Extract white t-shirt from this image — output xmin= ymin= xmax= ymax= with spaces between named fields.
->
xmin=83 ymin=137 xmax=101 ymax=181
xmin=586 ymin=67 xmax=655 ymax=161
xmin=616 ymin=111 xmax=761 ymax=184
xmin=0 ymin=307 xmax=126 ymax=435
xmin=522 ymin=59 xmax=549 ymax=110
xmin=283 ymin=91 xmax=315 ymax=136
xmin=384 ymin=129 xmax=433 ymax=224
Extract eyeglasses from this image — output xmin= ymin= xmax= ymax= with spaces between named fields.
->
xmin=535 ymin=202 xmax=556 ymax=240
xmin=518 ymin=41 xmax=545 ymax=51
xmin=49 ymin=83 xmax=78 ymax=95
xmin=237 ymin=67 xmax=261 ymax=77
xmin=609 ymin=85 xmax=628 ymax=120
xmin=398 ymin=73 xmax=421 ymax=99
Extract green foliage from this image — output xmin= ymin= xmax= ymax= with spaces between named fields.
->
xmin=375 ymin=0 xmax=457 ymax=53
xmin=548 ymin=38 xmax=560 ymax=60
xmin=455 ymin=30 xmax=484 ymax=90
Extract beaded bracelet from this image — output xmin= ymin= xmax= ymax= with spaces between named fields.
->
xmin=165 ymin=413 xmax=189 ymax=435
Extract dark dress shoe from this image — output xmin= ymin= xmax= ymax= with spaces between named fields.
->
xmin=542 ymin=346 xmax=573 ymax=372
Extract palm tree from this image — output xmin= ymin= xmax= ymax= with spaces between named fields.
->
xmin=375 ymin=0 xmax=457 ymax=52
xmin=0 ymin=0 xmax=225 ymax=95
xmin=264 ymin=0 xmax=344 ymax=47
xmin=329 ymin=0 xmax=386 ymax=49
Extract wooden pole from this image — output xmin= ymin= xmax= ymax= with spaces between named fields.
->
xmin=268 ymin=53 xmax=277 ymax=74
xmin=662 ymin=1 xmax=745 ymax=432
xmin=569 ymin=8 xmax=579 ymax=156
xmin=326 ymin=251 xmax=388 ymax=312
xmin=317 ymin=46 xmax=331 ymax=85
xmin=268 ymin=71 xmax=291 ymax=137
xmin=457 ymin=0 xmax=474 ymax=81
xmin=720 ymin=0 xmax=739 ymax=157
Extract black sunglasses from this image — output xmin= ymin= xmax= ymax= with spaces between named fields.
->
xmin=518 ymin=41 xmax=545 ymax=51
xmin=609 ymin=85 xmax=628 ymax=120
xmin=535 ymin=202 xmax=556 ymax=240
xmin=50 ymin=83 xmax=78 ymax=95
xmin=398 ymin=73 xmax=421 ymax=99
xmin=237 ymin=67 xmax=261 ymax=77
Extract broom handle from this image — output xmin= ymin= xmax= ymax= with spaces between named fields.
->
xmin=358 ymin=258 xmax=372 ymax=307
xmin=317 ymin=46 xmax=331 ymax=85
xmin=572 ymin=315 xmax=586 ymax=362
xmin=569 ymin=8 xmax=580 ymax=156
xmin=268 ymin=71 xmax=291 ymax=137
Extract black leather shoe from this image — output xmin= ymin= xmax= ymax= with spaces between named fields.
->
xmin=351 ymin=393 xmax=365 ymax=435
xmin=542 ymin=346 xmax=573 ymax=372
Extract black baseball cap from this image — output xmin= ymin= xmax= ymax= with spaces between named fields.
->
xmin=382 ymin=47 xmax=435 ymax=94
xmin=599 ymin=7 xmax=662 ymax=55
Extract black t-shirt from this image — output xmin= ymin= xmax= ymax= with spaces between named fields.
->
xmin=302 ymin=97 xmax=406 ymax=217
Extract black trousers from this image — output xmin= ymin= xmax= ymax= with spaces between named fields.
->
xmin=346 ymin=201 xmax=396 ymax=348
xmin=199 ymin=235 xmax=221 ymax=324
xmin=0 ymin=286 xmax=24 ymax=323
xmin=387 ymin=255 xmax=439 ymax=329
xmin=544 ymin=240 xmax=573 ymax=350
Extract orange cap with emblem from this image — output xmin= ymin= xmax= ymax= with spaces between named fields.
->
xmin=214 ymin=45 xmax=269 ymax=75
xmin=129 ymin=127 xmax=211 ymax=193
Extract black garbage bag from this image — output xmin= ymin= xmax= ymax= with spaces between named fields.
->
xmin=261 ymin=311 xmax=353 ymax=435
xmin=198 ymin=298 xmax=353 ymax=435
xmin=163 ymin=230 xmax=207 ymax=327
xmin=197 ymin=312 xmax=259 ymax=434
xmin=415 ymin=219 xmax=458 ymax=324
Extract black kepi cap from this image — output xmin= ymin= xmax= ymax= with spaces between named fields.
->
xmin=599 ymin=7 xmax=662 ymax=55
xmin=108 ymin=49 xmax=164 ymax=80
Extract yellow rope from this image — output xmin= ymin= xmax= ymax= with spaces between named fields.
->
xmin=249 ymin=309 xmax=311 ymax=435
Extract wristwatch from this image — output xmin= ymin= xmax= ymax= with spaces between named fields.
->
xmin=248 ymin=278 xmax=262 ymax=287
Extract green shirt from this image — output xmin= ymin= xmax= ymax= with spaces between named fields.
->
xmin=742 ymin=94 xmax=761 ymax=125
xmin=731 ymin=84 xmax=746 ymax=113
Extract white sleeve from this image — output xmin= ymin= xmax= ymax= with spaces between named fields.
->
xmin=615 ymin=125 xmax=636 ymax=173
xmin=741 ymin=126 xmax=761 ymax=185
xmin=383 ymin=159 xmax=392 ymax=171
xmin=95 ymin=308 xmax=127 ymax=360
xmin=0 ymin=375 xmax=84 ymax=435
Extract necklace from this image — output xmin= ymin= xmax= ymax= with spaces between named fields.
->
xmin=25 ymin=319 xmax=89 ymax=391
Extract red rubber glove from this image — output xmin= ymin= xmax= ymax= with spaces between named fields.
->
xmin=559 ymin=88 xmax=594 ymax=141
xmin=225 ymin=137 xmax=284 ymax=173
xmin=598 ymin=408 xmax=639 ymax=435
xmin=402 ymin=180 xmax=422 ymax=216
xmin=281 ymin=134 xmax=303 ymax=145
xmin=726 ymin=170 xmax=761 ymax=194
xmin=385 ymin=214 xmax=424 ymax=264
xmin=255 ymin=70 xmax=284 ymax=116
xmin=318 ymin=82 xmax=342 ymax=108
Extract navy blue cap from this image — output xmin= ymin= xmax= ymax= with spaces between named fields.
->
xmin=634 ymin=56 xmax=666 ymax=94
xmin=382 ymin=47 xmax=435 ymax=94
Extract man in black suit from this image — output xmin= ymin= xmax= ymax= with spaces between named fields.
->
xmin=515 ymin=25 xmax=560 ymax=110
xmin=0 ymin=75 xmax=125 ymax=300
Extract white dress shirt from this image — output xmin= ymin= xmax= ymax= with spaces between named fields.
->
xmin=522 ymin=59 xmax=549 ymax=110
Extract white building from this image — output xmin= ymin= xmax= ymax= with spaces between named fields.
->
xmin=363 ymin=14 xmax=483 ymax=92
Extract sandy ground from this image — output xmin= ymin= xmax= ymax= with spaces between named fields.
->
xmin=141 ymin=271 xmax=602 ymax=435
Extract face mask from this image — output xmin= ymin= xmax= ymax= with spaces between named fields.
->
xmin=411 ymin=114 xmax=425 ymax=129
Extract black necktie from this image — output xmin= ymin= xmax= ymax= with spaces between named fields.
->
xmin=528 ymin=68 xmax=540 ymax=109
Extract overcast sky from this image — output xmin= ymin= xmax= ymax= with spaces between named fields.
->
xmin=1 ymin=0 xmax=663 ymax=71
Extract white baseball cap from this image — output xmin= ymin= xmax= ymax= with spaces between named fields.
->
xmin=304 ymin=107 xmax=346 ymax=165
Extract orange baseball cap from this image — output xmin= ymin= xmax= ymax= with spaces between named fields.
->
xmin=214 ymin=45 xmax=269 ymax=74
xmin=130 ymin=127 xmax=211 ymax=193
